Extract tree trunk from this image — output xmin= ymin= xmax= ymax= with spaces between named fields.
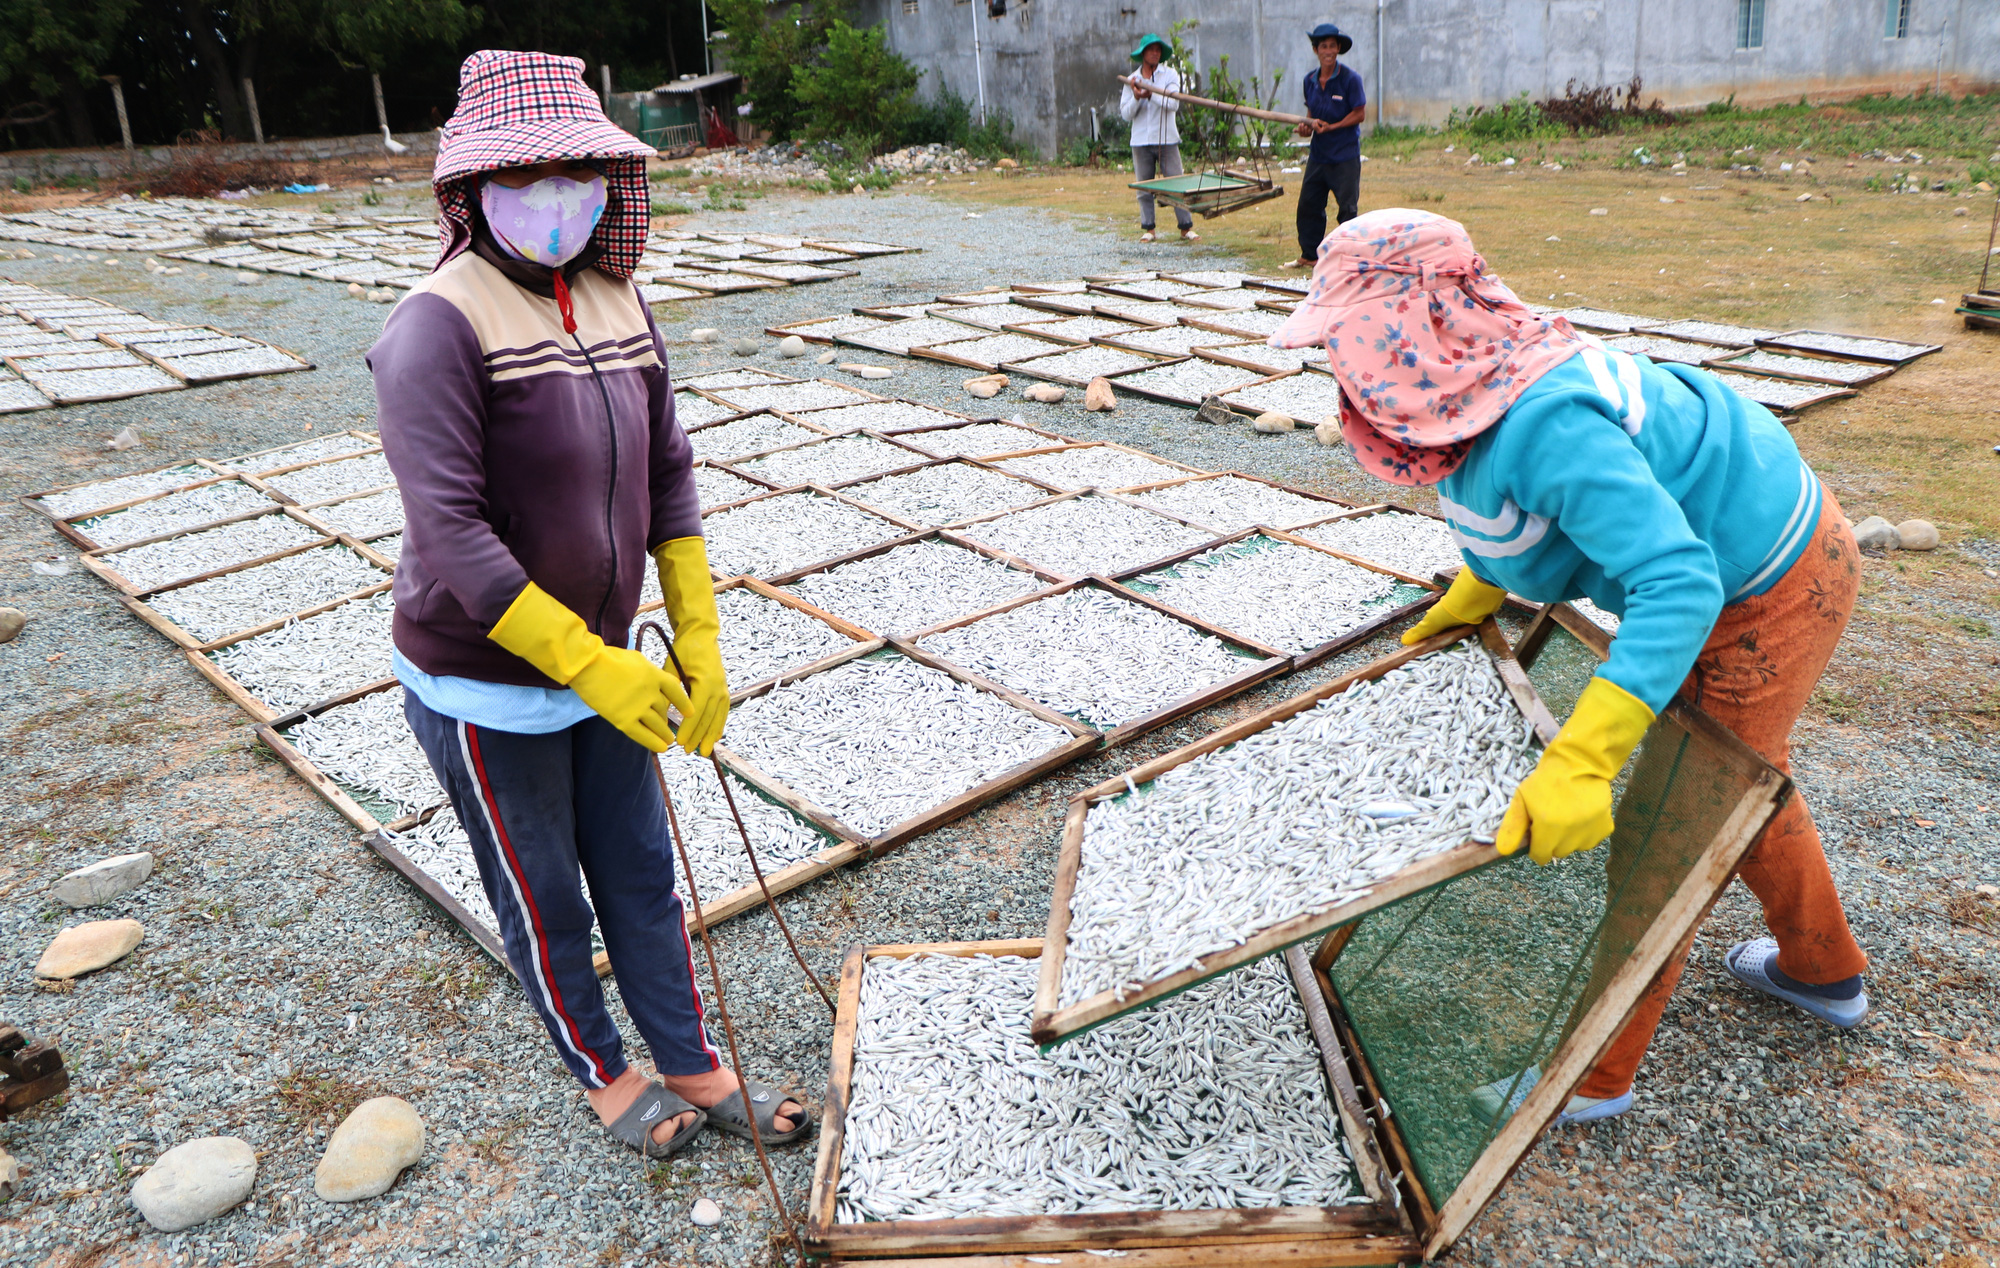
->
xmin=59 ymin=77 xmax=97 ymax=149
xmin=181 ymin=0 xmax=248 ymax=138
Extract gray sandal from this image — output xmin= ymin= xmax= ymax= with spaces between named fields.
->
xmin=605 ymin=1081 xmax=706 ymax=1158
xmin=706 ymin=1077 xmax=812 ymax=1146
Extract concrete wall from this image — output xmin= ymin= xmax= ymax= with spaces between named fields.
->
xmin=0 ymin=133 xmax=438 ymax=185
xmin=860 ymin=0 xmax=2000 ymax=157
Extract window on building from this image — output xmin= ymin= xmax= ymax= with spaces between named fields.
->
xmin=1736 ymin=0 xmax=1765 ymax=50
xmin=1884 ymin=0 xmax=1911 ymax=38
xmin=903 ymin=0 xmax=919 ymax=11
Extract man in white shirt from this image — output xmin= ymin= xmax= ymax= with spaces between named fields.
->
xmin=1118 ymin=34 xmax=1199 ymax=243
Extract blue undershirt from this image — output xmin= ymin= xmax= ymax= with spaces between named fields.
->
xmin=393 ymin=647 xmax=594 ymax=735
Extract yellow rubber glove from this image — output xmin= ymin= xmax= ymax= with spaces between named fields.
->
xmin=1402 ymin=567 xmax=1509 ymax=646
xmin=489 ymin=582 xmax=691 ymax=753
xmin=1496 ymin=676 xmax=1656 ymax=866
xmin=653 ymin=536 xmax=730 ymax=756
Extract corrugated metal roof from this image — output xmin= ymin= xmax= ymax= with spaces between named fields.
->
xmin=654 ymin=72 xmax=742 ymax=95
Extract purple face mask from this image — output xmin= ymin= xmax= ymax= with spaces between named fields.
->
xmin=479 ymin=172 xmax=608 ymax=267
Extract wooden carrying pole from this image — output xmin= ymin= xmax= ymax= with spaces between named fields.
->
xmin=1114 ymin=74 xmax=1311 ymax=126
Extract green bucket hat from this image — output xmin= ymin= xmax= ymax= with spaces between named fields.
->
xmin=1131 ymin=33 xmax=1170 ymax=60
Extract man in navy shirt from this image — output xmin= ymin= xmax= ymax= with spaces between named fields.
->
xmin=1291 ymin=22 xmax=1367 ymax=267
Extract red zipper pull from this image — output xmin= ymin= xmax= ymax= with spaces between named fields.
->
xmin=551 ymin=269 xmax=577 ymax=334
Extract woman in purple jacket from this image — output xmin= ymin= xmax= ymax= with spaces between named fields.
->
xmin=368 ymin=50 xmax=807 ymax=1159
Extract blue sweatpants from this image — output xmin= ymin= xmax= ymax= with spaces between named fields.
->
xmin=404 ymin=692 xmax=722 ymax=1089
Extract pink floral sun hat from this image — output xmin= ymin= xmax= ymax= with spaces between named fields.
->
xmin=1270 ymin=209 xmax=1584 ymax=486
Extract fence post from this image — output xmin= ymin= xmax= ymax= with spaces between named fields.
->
xmin=104 ymin=76 xmax=134 ymax=151
xmin=602 ymin=64 xmax=613 ymax=105
xmin=243 ymin=78 xmax=265 ymax=143
xmin=373 ymin=72 xmax=390 ymax=134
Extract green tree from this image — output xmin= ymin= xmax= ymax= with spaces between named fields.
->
xmin=709 ymin=0 xmax=845 ymax=142
xmin=0 ymin=0 xmax=139 ymax=145
xmin=789 ymin=19 xmax=917 ymax=148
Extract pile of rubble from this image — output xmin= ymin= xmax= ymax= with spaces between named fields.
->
xmin=871 ymin=144 xmax=984 ymax=176
xmin=682 ymin=144 xmax=828 ymax=184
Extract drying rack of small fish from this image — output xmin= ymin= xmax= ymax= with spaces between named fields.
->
xmin=1033 ymin=628 xmax=1559 ymax=1045
xmin=988 ymin=441 xmax=1206 ymax=493
xmin=1113 ymin=529 xmax=1436 ymax=667
xmin=770 ymin=531 xmax=1060 ymax=638
xmin=1121 ymin=472 xmax=1353 ymax=535
xmin=951 ymin=491 xmax=1221 ymax=580
xmin=830 ymin=458 xmax=1063 ymax=529
xmin=808 ymin=939 xmax=1411 ymax=1261
xmin=0 ymin=280 xmax=311 ymax=410
xmin=911 ymin=578 xmax=1289 ymax=744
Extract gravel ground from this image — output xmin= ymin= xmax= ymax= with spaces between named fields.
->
xmin=2 ymin=185 xmax=1996 ymax=1268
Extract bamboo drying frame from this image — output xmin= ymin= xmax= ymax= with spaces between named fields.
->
xmin=908 ymin=332 xmax=1071 ymax=372
xmin=693 ymin=377 xmax=894 ymax=416
xmin=711 ymin=429 xmax=938 ymax=488
xmin=78 ymin=505 xmax=340 ymax=596
xmin=684 ymin=408 xmax=834 ymax=463
xmin=1030 ymin=622 xmax=1560 ymax=1048
xmin=903 ymin=574 xmax=1290 ymax=748
xmin=1755 ymin=329 xmax=1942 ymax=366
xmin=874 ymin=415 xmax=1072 ymax=458
xmin=1698 ymin=347 xmax=1896 ymax=387
xmin=1194 ymin=342 xmax=1335 ymax=379
xmin=804 ymin=937 xmax=1420 ymax=1264
xmin=1107 ymin=525 xmax=1442 ymax=671
xmin=111 ymin=537 xmax=394 ymax=653
xmin=758 ymin=526 xmax=1067 ymax=636
xmin=763 ymin=315 xmax=894 ymax=344
xmin=1216 ymin=371 xmax=1348 ymax=423
xmin=716 ymin=639 xmax=1101 ymax=855
xmin=776 ymin=400 xmax=979 ymax=438
xmin=1276 ymin=503 xmax=1461 ymax=589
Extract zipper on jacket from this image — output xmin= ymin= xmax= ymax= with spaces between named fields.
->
xmin=553 ymin=271 xmax=622 ymax=635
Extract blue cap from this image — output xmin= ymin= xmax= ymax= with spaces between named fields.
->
xmin=1309 ymin=23 xmax=1353 ymax=52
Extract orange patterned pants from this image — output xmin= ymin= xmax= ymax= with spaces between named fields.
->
xmin=1575 ymin=490 xmax=1867 ymax=1099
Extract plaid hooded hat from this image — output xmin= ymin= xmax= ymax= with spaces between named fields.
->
xmin=1270 ymin=209 xmax=1584 ymax=486
xmin=432 ymin=50 xmax=655 ymax=280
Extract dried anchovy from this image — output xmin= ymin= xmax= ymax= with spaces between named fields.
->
xmin=732 ymin=435 xmax=922 ymax=488
xmin=701 ymin=491 xmax=904 ymax=579
xmin=891 ymin=421 xmax=1056 ymax=459
xmin=1704 ymin=370 xmax=1838 ymax=410
xmin=101 ymin=513 xmax=322 ymax=592
xmin=1014 ymin=315 xmax=1146 ymax=343
xmin=837 ymin=954 xmax=1355 ymax=1223
xmin=12 ymin=348 xmax=146 ymax=372
xmin=1555 ymin=307 xmax=1663 ymax=333
xmin=914 ymin=332 xmax=1066 ymax=370
xmin=1715 ymin=348 xmax=1879 ymax=385
xmin=694 ymin=464 xmax=764 ymax=510
xmin=842 ymin=317 xmax=986 ymax=354
xmin=25 ymin=364 xmax=181 ymax=402
xmin=1128 ymin=475 xmax=1338 ymax=534
xmin=925 ymin=302 xmax=1063 ymax=331
xmin=1603 ymin=334 xmax=1729 ymax=366
xmin=994 ymin=446 xmax=1197 ymax=493
xmin=215 ymin=435 xmax=372 ymax=475
xmin=687 ymin=415 xmax=821 ymax=463
xmin=1173 ymin=288 xmax=1266 ymax=311
xmin=648 ymin=586 xmax=854 ymax=687
xmin=1570 ymin=597 xmax=1622 ymax=634
xmin=367 ymin=533 xmax=403 ymax=563
xmin=1060 ymin=646 xmax=1538 ymax=1005
xmin=675 ymin=391 xmax=742 ymax=428
xmin=1641 ymin=318 xmax=1779 ymax=346
xmin=957 ymin=496 xmax=1214 ymax=579
xmin=918 ymin=588 xmax=1251 ymax=730
xmin=1764 ymin=330 xmax=1925 ymax=363
xmin=1181 ymin=308 xmax=1286 ymax=337
xmin=772 ymin=314 xmax=894 ymax=340
xmin=35 ymin=464 xmax=206 ymax=518
xmin=1219 ymin=374 xmax=1345 ymax=421
xmin=1110 ymin=358 xmax=1263 ymax=404
xmin=1134 ymin=537 xmax=1397 ymax=655
xmin=1005 ymin=344 xmax=1160 ymax=383
xmin=310 ymin=488 xmax=404 ymax=538
xmin=784 ymin=401 xmax=964 ymax=435
xmin=1102 ymin=278 xmax=1208 ymax=301
xmin=725 ymin=654 xmax=1074 ymax=837
xmin=78 ymin=481 xmax=274 ymax=549
xmin=654 ymin=745 xmax=830 ymax=897
xmin=210 ymin=592 xmax=395 ymax=713
xmin=149 ymin=545 xmax=387 ymax=643
xmin=1296 ymin=511 xmax=1463 ymax=581
xmin=781 ymin=539 xmax=1047 ymax=637
xmin=707 ymin=380 xmax=877 ymax=414
xmin=1086 ymin=300 xmax=1187 ymax=326
xmin=1201 ymin=342 xmax=1328 ymax=375
xmin=840 ymin=463 xmax=1049 ymax=528
xmin=1163 ymin=270 xmax=1258 ymax=289
xmin=677 ymin=367 xmax=796 ymax=390
xmin=264 ymin=453 xmax=395 ymax=504
xmin=154 ymin=346 xmax=305 ymax=382
xmin=1100 ymin=326 xmax=1237 ymax=357
xmin=282 ymin=686 xmax=445 ymax=815
xmin=396 ymin=808 xmax=501 ymax=935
